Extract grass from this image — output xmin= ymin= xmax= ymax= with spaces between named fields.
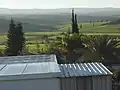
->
xmin=0 ymin=44 xmax=46 ymax=53
xmin=27 ymin=44 xmax=46 ymax=53
xmin=59 ymin=22 xmax=120 ymax=33
xmin=58 ymin=22 xmax=104 ymax=31
xmin=82 ymin=33 xmax=120 ymax=35
xmin=0 ymin=45 xmax=6 ymax=50
xmin=0 ymin=33 xmax=58 ymax=43
xmin=0 ymin=31 xmax=58 ymax=53
xmin=0 ymin=36 xmax=6 ymax=42
xmin=25 ymin=31 xmax=61 ymax=35
xmin=80 ymin=25 xmax=120 ymax=33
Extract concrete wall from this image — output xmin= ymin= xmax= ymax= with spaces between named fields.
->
xmin=0 ymin=78 xmax=60 ymax=90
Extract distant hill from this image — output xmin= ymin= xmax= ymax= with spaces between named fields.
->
xmin=0 ymin=19 xmax=54 ymax=32
xmin=0 ymin=8 xmax=120 ymax=16
xmin=0 ymin=14 xmax=118 ymax=25
xmin=0 ymin=14 xmax=118 ymax=32
xmin=0 ymin=14 xmax=119 ymax=32
xmin=102 ymin=19 xmax=120 ymax=25
xmin=0 ymin=8 xmax=119 ymax=32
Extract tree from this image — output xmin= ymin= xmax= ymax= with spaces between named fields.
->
xmin=89 ymin=20 xmax=92 ymax=23
xmin=80 ymin=24 xmax=83 ymax=29
xmin=71 ymin=9 xmax=79 ymax=34
xmin=16 ymin=23 xmax=25 ymax=55
xmin=93 ymin=23 xmax=95 ymax=27
xmin=72 ymin=9 xmax=75 ymax=34
xmin=5 ymin=19 xmax=25 ymax=56
xmin=113 ymin=70 xmax=120 ymax=86
xmin=48 ymin=33 xmax=85 ymax=63
xmin=83 ymin=35 xmax=120 ymax=64
xmin=74 ymin=14 xmax=79 ymax=33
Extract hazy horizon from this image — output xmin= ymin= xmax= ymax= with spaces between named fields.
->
xmin=0 ymin=0 xmax=120 ymax=9
xmin=0 ymin=7 xmax=120 ymax=9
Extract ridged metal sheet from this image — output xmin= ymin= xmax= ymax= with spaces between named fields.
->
xmin=0 ymin=54 xmax=57 ymax=64
xmin=59 ymin=62 xmax=113 ymax=77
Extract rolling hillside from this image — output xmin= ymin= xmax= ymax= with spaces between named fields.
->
xmin=59 ymin=22 xmax=120 ymax=33
xmin=0 ymin=8 xmax=120 ymax=32
xmin=0 ymin=14 xmax=119 ymax=32
xmin=0 ymin=19 xmax=54 ymax=32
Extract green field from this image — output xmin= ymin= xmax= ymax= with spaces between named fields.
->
xmin=0 ymin=44 xmax=46 ymax=52
xmin=0 ymin=22 xmax=120 ymax=53
xmin=59 ymin=22 xmax=120 ymax=33
xmin=25 ymin=32 xmax=61 ymax=35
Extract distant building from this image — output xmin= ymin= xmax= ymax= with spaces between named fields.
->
xmin=0 ymin=55 xmax=112 ymax=90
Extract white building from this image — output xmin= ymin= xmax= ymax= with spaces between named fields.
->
xmin=0 ymin=55 xmax=112 ymax=90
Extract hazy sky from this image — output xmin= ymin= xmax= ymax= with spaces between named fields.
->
xmin=0 ymin=0 xmax=120 ymax=9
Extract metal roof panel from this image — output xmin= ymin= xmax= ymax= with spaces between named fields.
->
xmin=59 ymin=63 xmax=112 ymax=77
xmin=0 ymin=64 xmax=26 ymax=76
xmin=0 ymin=55 xmax=57 ymax=64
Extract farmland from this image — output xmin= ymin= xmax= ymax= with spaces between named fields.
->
xmin=0 ymin=22 xmax=120 ymax=53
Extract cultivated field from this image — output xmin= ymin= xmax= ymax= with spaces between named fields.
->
xmin=0 ymin=22 xmax=120 ymax=53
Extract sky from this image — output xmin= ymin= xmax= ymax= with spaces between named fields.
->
xmin=0 ymin=0 xmax=120 ymax=9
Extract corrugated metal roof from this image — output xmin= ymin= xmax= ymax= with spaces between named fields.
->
xmin=59 ymin=62 xmax=113 ymax=77
xmin=0 ymin=56 xmax=112 ymax=80
xmin=0 ymin=54 xmax=57 ymax=64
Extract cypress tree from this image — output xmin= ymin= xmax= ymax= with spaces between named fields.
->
xmin=15 ymin=23 xmax=25 ymax=55
xmin=71 ymin=9 xmax=79 ymax=34
xmin=72 ymin=9 xmax=75 ymax=33
xmin=74 ymin=14 xmax=79 ymax=33
xmin=5 ymin=19 xmax=25 ymax=56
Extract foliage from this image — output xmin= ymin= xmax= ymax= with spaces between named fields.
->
xmin=106 ymin=19 xmax=120 ymax=25
xmin=44 ymin=35 xmax=49 ymax=49
xmin=0 ymin=49 xmax=4 ymax=56
xmin=62 ymin=34 xmax=84 ymax=54
xmin=113 ymin=70 xmax=120 ymax=85
xmin=5 ymin=19 xmax=25 ymax=56
xmin=80 ymin=24 xmax=83 ymax=28
xmin=35 ymin=41 xmax=41 ymax=54
xmin=83 ymin=35 xmax=120 ymax=63
xmin=72 ymin=9 xmax=79 ymax=34
xmin=47 ymin=33 xmax=85 ymax=63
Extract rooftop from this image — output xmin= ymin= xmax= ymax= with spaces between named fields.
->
xmin=0 ymin=62 xmax=61 ymax=80
xmin=0 ymin=55 xmax=113 ymax=80
xmin=0 ymin=54 xmax=57 ymax=64
xmin=59 ymin=63 xmax=113 ymax=77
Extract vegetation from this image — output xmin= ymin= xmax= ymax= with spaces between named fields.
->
xmin=72 ymin=9 xmax=79 ymax=34
xmin=0 ymin=8 xmax=120 ymax=87
xmin=83 ymin=35 xmax=120 ymax=63
xmin=0 ymin=9 xmax=119 ymax=64
xmin=5 ymin=19 xmax=25 ymax=56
